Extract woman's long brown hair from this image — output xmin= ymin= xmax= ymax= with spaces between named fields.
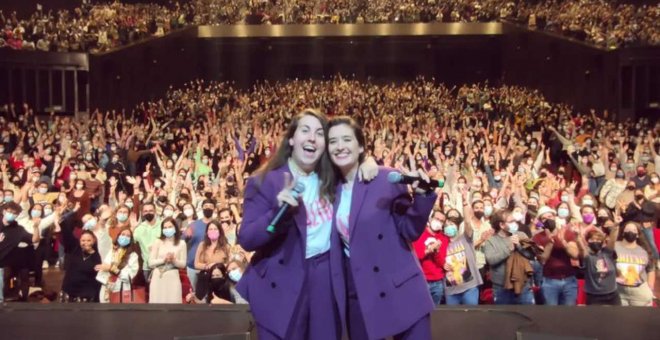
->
xmin=255 ymin=108 xmax=336 ymax=202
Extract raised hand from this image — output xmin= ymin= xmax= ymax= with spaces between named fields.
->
xmin=276 ymin=173 xmax=299 ymax=208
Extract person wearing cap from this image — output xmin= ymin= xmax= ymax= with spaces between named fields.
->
xmin=0 ymin=202 xmax=40 ymax=302
xmin=533 ymin=205 xmax=579 ymax=305
xmin=483 ymin=209 xmax=535 ymax=304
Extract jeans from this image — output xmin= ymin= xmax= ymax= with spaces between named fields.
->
xmin=445 ymin=286 xmax=479 ymax=305
xmin=640 ymin=227 xmax=659 ymax=260
xmin=428 ymin=280 xmax=445 ymax=306
xmin=493 ymin=283 xmax=535 ymax=305
xmin=187 ymin=267 xmax=198 ymax=292
xmin=0 ymin=267 xmax=4 ymax=303
xmin=542 ymin=276 xmax=578 ymax=305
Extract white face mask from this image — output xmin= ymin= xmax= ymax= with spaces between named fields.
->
xmin=430 ymin=219 xmax=443 ymax=232
xmin=184 ymin=209 xmax=194 ymax=218
xmin=512 ymin=212 xmax=524 ymax=222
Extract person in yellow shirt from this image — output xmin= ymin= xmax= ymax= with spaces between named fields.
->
xmin=32 ymin=180 xmax=59 ymax=205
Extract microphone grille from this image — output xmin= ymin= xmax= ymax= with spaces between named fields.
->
xmin=387 ymin=171 xmax=403 ymax=184
xmin=292 ymin=181 xmax=306 ymax=194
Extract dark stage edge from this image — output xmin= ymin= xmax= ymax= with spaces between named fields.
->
xmin=1 ymin=304 xmax=657 ymax=340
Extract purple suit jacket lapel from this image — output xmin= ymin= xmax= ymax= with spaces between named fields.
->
xmin=349 ymin=179 xmax=369 ymax=241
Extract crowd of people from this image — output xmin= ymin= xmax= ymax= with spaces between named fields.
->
xmin=0 ymin=0 xmax=658 ymax=52
xmin=0 ymin=76 xmax=658 ymax=308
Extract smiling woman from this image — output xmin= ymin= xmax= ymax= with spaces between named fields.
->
xmin=236 ymin=109 xmax=342 ymax=340
xmin=327 ymin=116 xmax=437 ymax=340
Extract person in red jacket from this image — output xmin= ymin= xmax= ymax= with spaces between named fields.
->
xmin=414 ymin=210 xmax=450 ymax=305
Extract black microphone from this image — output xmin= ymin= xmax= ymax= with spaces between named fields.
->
xmin=387 ymin=171 xmax=445 ymax=189
xmin=266 ymin=181 xmax=306 ymax=234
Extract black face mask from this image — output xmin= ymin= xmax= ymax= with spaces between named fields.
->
xmin=543 ymin=219 xmax=557 ymax=232
xmin=596 ymin=216 xmax=608 ymax=226
xmin=203 ymin=208 xmax=214 ymax=219
xmin=588 ymin=242 xmax=603 ymax=253
xmin=473 ymin=211 xmax=484 ymax=219
xmin=635 ymin=194 xmax=645 ymax=201
xmin=623 ymin=231 xmax=638 ymax=243
xmin=143 ymin=213 xmax=155 ymax=222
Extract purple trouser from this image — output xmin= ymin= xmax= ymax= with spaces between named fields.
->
xmin=256 ymin=251 xmax=341 ymax=340
xmin=345 ymin=258 xmax=431 ymax=340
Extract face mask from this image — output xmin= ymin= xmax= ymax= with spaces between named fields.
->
xmin=493 ymin=175 xmax=501 ymax=182
xmin=652 ymin=177 xmax=659 ymax=184
xmin=163 ymin=209 xmax=174 ymax=218
xmin=76 ymin=184 xmax=84 ymax=190
xmin=588 ymin=242 xmax=603 ymax=253
xmin=228 ymin=269 xmax=242 ymax=283
xmin=31 ymin=210 xmax=42 ymax=218
xmin=616 ymin=172 xmax=625 ymax=179
xmin=4 ymin=212 xmax=16 ymax=222
xmin=484 ymin=205 xmax=494 ymax=217
xmin=207 ymin=230 xmax=220 ymax=241
xmin=43 ymin=208 xmax=53 ymax=217
xmin=184 ymin=209 xmax=194 ymax=218
xmin=637 ymin=170 xmax=646 ymax=177
xmin=582 ymin=213 xmax=595 ymax=224
xmin=83 ymin=218 xmax=97 ymax=230
xmin=163 ymin=228 xmax=176 ymax=238
xmin=154 ymin=182 xmax=162 ymax=188
xmin=560 ymin=195 xmax=569 ymax=203
xmin=543 ymin=219 xmax=557 ymax=232
xmin=117 ymin=213 xmax=128 ymax=223
xmin=203 ymin=208 xmax=214 ymax=219
xmin=430 ymin=219 xmax=443 ymax=232
xmin=635 ymin=193 xmax=645 ymax=201
xmin=444 ymin=224 xmax=458 ymax=238
xmin=38 ymin=187 xmax=48 ymax=194
xmin=512 ymin=212 xmax=523 ymax=222
xmin=582 ymin=199 xmax=594 ymax=206
xmin=507 ymin=222 xmax=519 ymax=234
xmin=623 ymin=231 xmax=637 ymax=243
xmin=4 ymin=196 xmax=12 ymax=203
xmin=597 ymin=216 xmax=608 ymax=226
xmin=125 ymin=202 xmax=134 ymax=209
xmin=70 ymin=174 xmax=77 ymax=180
xmin=117 ymin=235 xmax=131 ymax=247
xmin=473 ymin=211 xmax=484 ymax=219
xmin=143 ymin=213 xmax=155 ymax=222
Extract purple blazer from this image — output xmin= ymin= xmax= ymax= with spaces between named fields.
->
xmin=330 ymin=167 xmax=436 ymax=340
xmin=236 ymin=164 xmax=344 ymax=338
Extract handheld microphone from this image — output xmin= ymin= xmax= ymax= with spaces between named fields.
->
xmin=387 ymin=171 xmax=444 ymax=189
xmin=266 ymin=181 xmax=306 ymax=234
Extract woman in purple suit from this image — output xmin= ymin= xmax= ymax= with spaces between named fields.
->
xmin=236 ymin=109 xmax=376 ymax=340
xmin=327 ymin=116 xmax=437 ymax=340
